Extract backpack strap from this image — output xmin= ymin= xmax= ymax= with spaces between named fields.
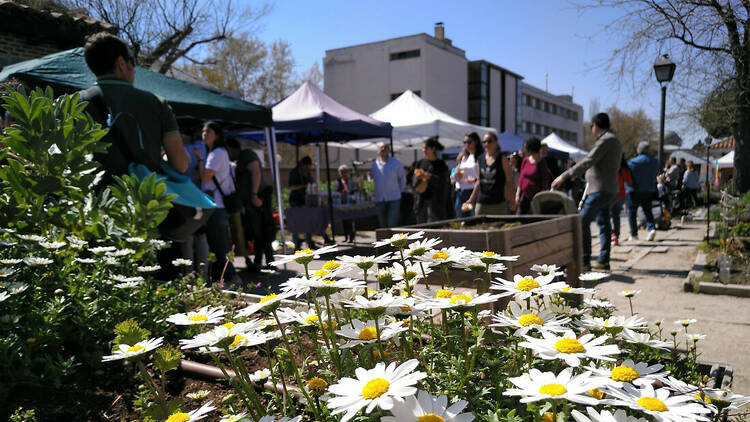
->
xmin=84 ymin=85 xmax=143 ymax=165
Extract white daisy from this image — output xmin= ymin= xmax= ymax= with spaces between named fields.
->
xmin=557 ymin=284 xmax=597 ymax=295
xmin=114 ymin=281 xmax=142 ymax=289
xmin=136 ymin=265 xmax=161 ymax=273
xmin=326 ymin=359 xmax=427 ymax=422
xmin=454 ymin=257 xmax=507 ymax=275
xmin=503 ymin=367 xmax=605 ymax=405
xmin=106 ymin=248 xmax=136 ymax=257
xmin=276 ymin=307 xmax=328 ymax=327
xmin=179 ymin=321 xmax=262 ymax=350
xmin=336 ymin=319 xmax=408 ymax=348
xmin=0 ymin=267 xmax=15 ymax=277
xmin=424 ymin=291 xmax=501 ymax=310
xmin=473 ymin=250 xmax=520 ymax=264
xmin=342 ymin=292 xmax=411 ymax=314
xmin=23 ymin=257 xmax=54 ymax=266
xmin=249 ymin=368 xmax=272 ymax=382
xmin=490 ymin=301 xmax=571 ymax=336
xmin=382 ymin=389 xmax=474 ymax=422
xmin=167 ymin=306 xmax=226 ymax=325
xmin=579 ymin=272 xmax=609 ymax=281
xmin=149 ymin=239 xmax=169 ymax=249
xmin=618 ymin=289 xmax=642 ymax=298
xmin=163 ymin=401 xmax=215 ymax=421
xmin=519 ymin=330 xmax=620 ymax=367
xmin=578 ymin=315 xmax=649 ymax=332
xmin=125 ymin=237 xmax=146 ymax=244
xmin=111 ymin=275 xmax=145 ymax=283
xmin=271 ymin=245 xmax=339 ymax=266
xmin=101 ymin=337 xmax=163 ymax=361
xmin=372 ymin=231 xmax=424 ymax=248
xmin=0 ymin=258 xmax=22 ymax=265
xmin=606 ymin=383 xmax=711 ymax=421
xmin=172 ymin=258 xmax=193 ymax=267
xmin=281 ymin=276 xmax=366 ymax=297
xmin=571 ymin=407 xmax=650 ymax=422
xmin=618 ymin=329 xmax=673 ymax=350
xmin=692 ymin=389 xmax=750 ymax=411
xmin=404 ymin=237 xmax=442 ymax=257
xmin=38 ymin=241 xmax=66 ymax=249
xmin=549 ymin=301 xmax=588 ymax=317
xmin=185 ymin=390 xmax=211 ymax=400
xmin=337 ymin=253 xmax=392 ymax=273
xmin=491 ymin=274 xmax=566 ymax=300
xmin=686 ymin=333 xmax=706 ymax=342
xmin=74 ymin=258 xmax=97 ymax=264
xmin=0 ymin=291 xmax=9 ymax=302
xmin=588 ymin=359 xmax=668 ymax=387
xmin=3 ymin=282 xmax=29 ymax=294
xmin=584 ymin=298 xmax=616 ymax=310
xmin=530 ymin=264 xmax=565 ymax=277
xmin=674 ymin=318 xmax=697 ymax=327
xmin=65 ymin=235 xmax=87 ymax=248
xmin=417 ymin=246 xmax=470 ymax=267
xmin=235 ymin=291 xmax=296 ymax=318
xmin=89 ymin=246 xmax=116 ymax=254
xmin=390 ymin=261 xmax=431 ymax=288
xmin=17 ymin=234 xmax=45 ymax=242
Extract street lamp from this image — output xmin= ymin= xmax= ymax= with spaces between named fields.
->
xmin=653 ymin=54 xmax=676 ymax=168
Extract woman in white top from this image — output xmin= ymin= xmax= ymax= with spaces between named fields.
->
xmin=452 ymin=132 xmax=482 ymax=217
xmin=195 ymin=121 xmax=236 ymax=285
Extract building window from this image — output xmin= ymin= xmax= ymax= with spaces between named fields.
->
xmin=390 ymin=90 xmax=420 ymax=100
xmin=390 ymin=49 xmax=420 ymax=61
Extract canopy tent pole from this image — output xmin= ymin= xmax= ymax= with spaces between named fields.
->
xmin=324 ymin=135 xmax=335 ymax=241
xmin=266 ymin=127 xmax=287 ymax=255
xmin=390 ymin=135 xmax=394 ymax=157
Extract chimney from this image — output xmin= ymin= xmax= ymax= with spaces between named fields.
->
xmin=434 ymin=22 xmax=445 ymax=40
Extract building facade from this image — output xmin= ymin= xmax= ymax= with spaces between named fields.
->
xmin=519 ymin=82 xmax=584 ymax=147
xmin=467 ymin=60 xmax=523 ymax=134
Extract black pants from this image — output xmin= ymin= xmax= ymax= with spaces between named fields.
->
xmin=243 ymin=187 xmax=276 ymax=266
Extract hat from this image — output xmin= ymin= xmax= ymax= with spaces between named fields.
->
xmin=338 ymin=164 xmax=350 ymax=172
xmin=637 ymin=141 xmax=650 ymax=155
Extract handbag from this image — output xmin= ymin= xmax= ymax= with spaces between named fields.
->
xmin=212 ymin=174 xmax=241 ymax=214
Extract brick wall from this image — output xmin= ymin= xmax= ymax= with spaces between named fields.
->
xmin=0 ymin=32 xmax=60 ymax=68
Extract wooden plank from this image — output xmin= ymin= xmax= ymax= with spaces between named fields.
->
xmin=512 ymin=248 xmax=576 ymax=276
xmin=508 ymin=215 xmax=573 ymax=245
xmin=512 ymin=232 xmax=574 ymax=265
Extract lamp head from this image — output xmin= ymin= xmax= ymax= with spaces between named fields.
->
xmin=654 ymin=54 xmax=676 ymax=83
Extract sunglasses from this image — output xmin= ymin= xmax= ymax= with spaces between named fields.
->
xmin=463 ymin=140 xmax=473 ymax=144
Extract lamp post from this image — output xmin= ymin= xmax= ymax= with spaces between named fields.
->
xmin=653 ymin=54 xmax=676 ymax=168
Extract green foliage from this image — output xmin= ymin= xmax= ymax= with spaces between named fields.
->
xmin=113 ymin=319 xmax=151 ymax=349
xmin=698 ymin=81 xmax=736 ymax=139
xmin=108 ymin=173 xmax=176 ymax=239
xmin=154 ymin=345 xmax=183 ymax=374
xmin=732 ymin=222 xmax=750 ymax=237
xmin=9 ymin=407 xmax=36 ymax=422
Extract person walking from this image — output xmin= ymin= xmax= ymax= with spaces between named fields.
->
xmin=465 ymin=132 xmax=516 ymax=215
xmin=515 ymin=137 xmax=551 ymax=215
xmin=452 ymin=132 xmax=482 ymax=218
xmin=413 ymin=137 xmax=450 ymax=223
xmin=681 ymin=160 xmax=700 ymax=209
xmin=552 ymin=112 xmax=622 ymax=271
xmin=610 ymin=156 xmax=633 ymax=246
xmin=195 ymin=121 xmax=237 ymax=284
xmin=626 ymin=141 xmax=660 ymax=242
xmin=372 ymin=142 xmax=406 ymax=228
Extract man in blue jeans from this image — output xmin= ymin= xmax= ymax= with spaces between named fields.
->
xmin=627 ymin=141 xmax=659 ymax=241
xmin=372 ymin=141 xmax=406 ymax=228
xmin=552 ymin=113 xmax=622 ymax=271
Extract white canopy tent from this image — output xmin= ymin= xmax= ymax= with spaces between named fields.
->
xmin=541 ymin=133 xmax=588 ymax=159
xmin=717 ymin=150 xmax=734 ymax=168
xmin=347 ymin=90 xmax=497 ymax=152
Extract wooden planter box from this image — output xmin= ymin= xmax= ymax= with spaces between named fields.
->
xmin=376 ymin=214 xmax=583 ymax=292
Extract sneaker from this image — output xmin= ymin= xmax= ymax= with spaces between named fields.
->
xmin=611 ymin=233 xmax=619 ymax=246
xmin=592 ymin=261 xmax=610 ymax=271
xmin=647 ymin=230 xmax=656 ymax=241
xmin=582 ymin=262 xmax=592 ymax=272
xmin=626 ymin=235 xmax=638 ymax=242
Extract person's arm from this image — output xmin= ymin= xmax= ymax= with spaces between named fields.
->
xmin=552 ymin=137 xmax=608 ymax=189
xmin=199 ymin=150 xmax=217 ymax=182
xmin=502 ymin=155 xmax=516 ymax=211
xmin=248 ymin=160 xmax=262 ymax=207
xmin=163 ymin=133 xmax=189 ymax=173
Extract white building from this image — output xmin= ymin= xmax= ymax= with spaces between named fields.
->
xmin=520 ymin=82 xmax=584 ymax=148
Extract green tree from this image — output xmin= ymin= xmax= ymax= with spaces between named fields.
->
xmin=608 ymin=106 xmax=657 ymax=158
xmin=698 ymin=81 xmax=736 ymax=139
xmin=578 ymin=0 xmax=750 ymax=193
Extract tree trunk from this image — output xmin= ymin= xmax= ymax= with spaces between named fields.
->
xmin=734 ymin=115 xmax=750 ymax=194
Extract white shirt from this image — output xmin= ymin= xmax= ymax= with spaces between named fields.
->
xmin=372 ymin=156 xmax=406 ymax=202
xmin=456 ymin=154 xmax=479 ymax=190
xmin=201 ymin=147 xmax=235 ymax=208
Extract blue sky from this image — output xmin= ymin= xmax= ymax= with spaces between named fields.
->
xmin=248 ymin=0 xmax=701 ymax=146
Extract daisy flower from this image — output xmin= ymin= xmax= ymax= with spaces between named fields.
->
xmin=503 ymin=367 xmax=605 ymax=405
xmin=281 ymin=276 xmax=366 ymax=297
xmin=0 ymin=258 xmax=22 ymax=265
xmin=587 ymin=359 xmax=668 ymax=387
xmin=149 ymin=239 xmax=169 ymax=249
xmin=0 ymin=267 xmax=15 ymax=277
xmin=179 ymin=321 xmax=261 ymax=349
xmin=579 ymin=272 xmax=609 ymax=281
xmin=74 ymin=258 xmax=97 ymax=264
xmin=382 ymin=389 xmax=474 ymax=422
xmin=125 ymin=237 xmax=146 ymax=244
xmin=474 ymin=250 xmax=519 ymax=264
xmin=111 ymin=275 xmax=145 ymax=283
xmin=167 ymin=306 xmax=226 ymax=325
xmin=372 ymin=231 xmax=424 ymax=248
xmin=490 ymin=301 xmax=571 ymax=336
xmin=326 ymin=359 xmax=427 ymax=422
xmin=454 ymin=257 xmax=507 ymax=275
xmin=518 ymin=330 xmax=620 ymax=367
xmin=236 ymin=291 xmax=295 ymax=318
xmin=65 ymin=235 xmax=87 ymax=248
xmin=336 ymin=319 xmax=408 ymax=348
xmin=271 ymin=245 xmax=339 ymax=266
xmin=102 ymin=337 xmax=164 ymax=361
xmin=391 ymin=261 xmax=431 ymax=288
xmin=691 ymin=389 xmax=750 ymax=411
xmin=89 ymin=246 xmax=116 ymax=254
xmin=172 ymin=258 xmax=193 ymax=267
xmin=276 ymin=307 xmax=328 ymax=327
xmin=530 ymin=264 xmax=565 ymax=277
xmin=38 ymin=241 xmax=66 ymax=249
xmin=342 ymin=292 xmax=411 ymax=314
xmin=17 ymin=234 xmax=45 ymax=242
xmin=686 ymin=333 xmax=706 ymax=342
xmin=571 ymin=407 xmax=650 ymax=422
xmin=490 ymin=274 xmax=565 ymax=300
xmin=114 ymin=281 xmax=142 ymax=289
xmin=584 ymin=298 xmax=616 ymax=310
xmin=106 ymin=248 xmax=136 ymax=257
xmin=249 ymin=368 xmax=272 ymax=382
xmin=404 ymin=237 xmax=442 ymax=257
xmin=425 ymin=291 xmax=501 ymax=310
xmin=164 ymin=401 xmax=215 ymax=422
xmin=417 ymin=246 xmax=469 ymax=267
xmin=0 ymin=291 xmax=9 ymax=302
xmin=186 ymin=390 xmax=211 ymax=401
xmin=606 ymin=383 xmax=711 ymax=421
xmin=549 ymin=301 xmax=588 ymax=317
xmin=578 ymin=315 xmax=649 ymax=332
xmin=137 ymin=265 xmax=161 ymax=273
xmin=618 ymin=289 xmax=641 ymax=298
xmin=618 ymin=329 xmax=673 ymax=350
xmin=337 ymin=253 xmax=392 ymax=273
xmin=674 ymin=318 xmax=697 ymax=327
xmin=3 ymin=282 xmax=30 ymax=294
xmin=23 ymin=257 xmax=54 ymax=266
xmin=557 ymin=284 xmax=597 ymax=295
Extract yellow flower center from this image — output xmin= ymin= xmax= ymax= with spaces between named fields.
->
xmin=561 ymin=287 xmax=572 ymax=291
xmin=126 ymin=344 xmax=145 ymax=354
xmin=229 ymin=335 xmax=246 ymax=349
xmin=435 ymin=289 xmax=453 ymax=298
xmin=589 ymin=388 xmax=605 ymax=399
xmin=313 ymin=269 xmax=329 ymax=277
xmin=693 ymin=394 xmax=712 ymax=404
xmin=358 ymin=326 xmax=378 ymax=340
xmin=517 ymin=278 xmax=540 ymax=291
xmin=222 ymin=322 xmax=235 ymax=334
xmin=323 ymin=279 xmax=337 ymax=285
xmin=305 ymin=315 xmax=320 ymax=324
xmin=637 ymin=397 xmax=668 ymax=412
xmin=518 ymin=313 xmax=544 ymax=326
xmin=624 ymin=290 xmax=632 ymax=294
xmin=417 ymin=415 xmax=445 ymax=422
xmin=482 ymin=251 xmax=496 ymax=257
xmin=295 ymin=249 xmax=313 ymax=255
xmin=188 ymin=315 xmax=208 ymax=322
xmin=538 ymin=383 xmax=567 ymax=396
xmin=611 ymin=366 xmax=640 ymax=382
xmin=165 ymin=412 xmax=191 ymax=422
xmin=307 ymin=377 xmax=328 ymax=391
xmin=432 ymin=251 xmax=450 ymax=260
xmin=260 ymin=294 xmax=278 ymax=303
xmin=322 ymin=260 xmax=341 ymax=270
xmin=450 ymin=294 xmax=472 ymax=304
xmin=554 ymin=338 xmax=585 ymax=353
xmin=361 ymin=378 xmax=390 ymax=399
xmin=541 ymin=413 xmax=554 ymax=422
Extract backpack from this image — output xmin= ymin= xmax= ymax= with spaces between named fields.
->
xmin=82 ymin=86 xmax=162 ymax=178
